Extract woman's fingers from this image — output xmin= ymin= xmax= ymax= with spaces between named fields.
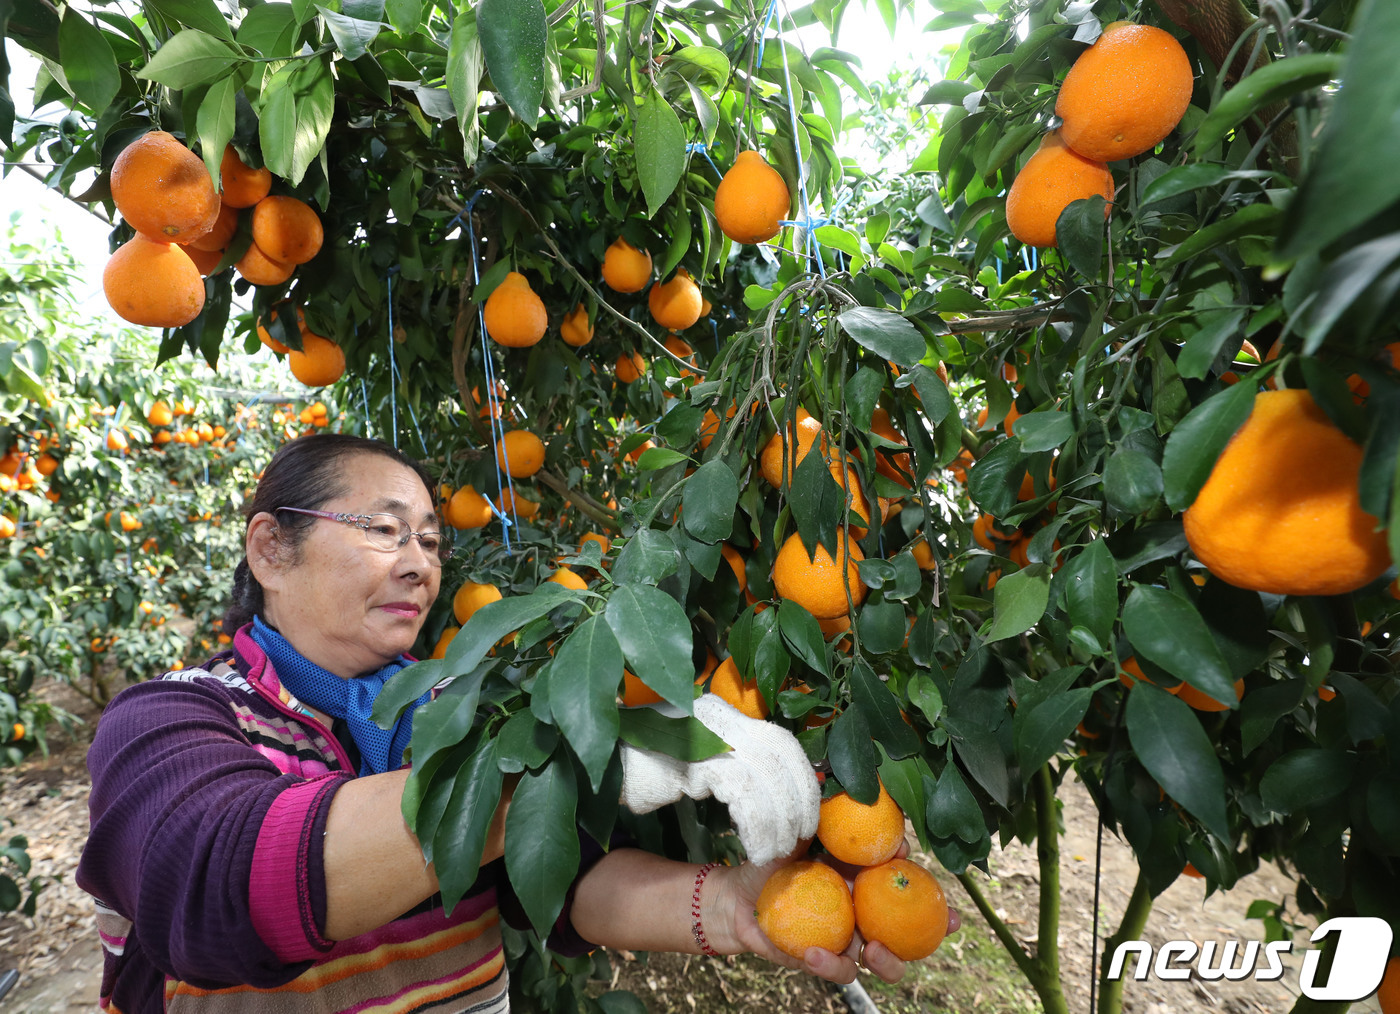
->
xmin=852 ymin=937 xmax=906 ymax=984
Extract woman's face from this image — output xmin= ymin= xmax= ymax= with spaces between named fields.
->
xmin=258 ymin=453 xmax=442 ymax=677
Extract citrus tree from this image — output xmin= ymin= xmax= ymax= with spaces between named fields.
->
xmin=8 ymin=0 xmax=1400 ymax=1010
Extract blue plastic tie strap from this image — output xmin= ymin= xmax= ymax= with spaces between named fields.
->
xmin=685 ymin=141 xmax=724 ymax=177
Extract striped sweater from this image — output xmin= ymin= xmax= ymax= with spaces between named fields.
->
xmin=77 ymin=626 xmax=591 ymax=1013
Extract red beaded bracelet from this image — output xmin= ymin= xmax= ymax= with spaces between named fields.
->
xmin=691 ymin=862 xmax=721 ymax=957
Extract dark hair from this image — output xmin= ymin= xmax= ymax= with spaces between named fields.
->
xmin=222 ymin=434 xmax=437 ymax=634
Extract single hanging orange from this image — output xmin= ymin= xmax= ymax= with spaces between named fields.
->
xmin=601 ymin=238 xmax=652 ymax=293
xmin=1005 ymin=130 xmax=1114 ymax=248
xmin=110 ymin=131 xmax=220 ymax=243
xmin=559 ymin=303 xmax=594 ymax=346
xmin=648 ymin=268 xmax=703 ymax=330
xmin=714 ymin=150 xmax=790 ymax=244
xmin=1183 ymin=388 xmax=1392 ymax=596
xmin=483 ymin=271 xmax=548 ymax=347
xmin=1055 ymin=22 xmax=1193 ymax=162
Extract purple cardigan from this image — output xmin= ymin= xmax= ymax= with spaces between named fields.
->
xmin=77 ymin=626 xmax=596 ymax=1013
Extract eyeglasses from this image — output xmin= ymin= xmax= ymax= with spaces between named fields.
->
xmin=274 ymin=507 xmax=454 ymax=564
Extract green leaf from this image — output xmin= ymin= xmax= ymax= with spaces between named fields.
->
xmin=617 ymin=708 xmax=728 ymax=761
xmin=432 ymin=735 xmax=504 ymax=910
xmin=878 ymin=750 xmax=931 ymax=850
xmin=731 ymin=606 xmax=788 ymax=705
xmin=985 ymin=564 xmax=1050 ymax=642
xmin=919 ymin=79 xmax=976 ymax=105
xmin=237 ymin=3 xmax=301 ymax=56
xmin=1015 ymin=686 xmax=1092 ymax=784
xmin=57 ymin=9 xmax=120 ymax=112
xmin=427 ymin=584 xmax=580 ymax=691
xmin=1299 ymin=233 xmax=1400 ymax=354
xmin=666 ymin=45 xmax=730 ymax=89
xmin=1198 ymin=579 xmax=1269 ymax=679
xmin=1161 ymin=204 xmax=1279 ymax=268
xmin=634 ymin=88 xmax=685 ymax=218
xmin=196 ymin=74 xmax=237 ymax=188
xmin=1259 ymin=748 xmax=1357 ymax=815
xmin=1122 ymin=585 xmax=1238 ymax=707
xmin=966 ymin=437 xmax=1027 ymax=519
xmin=837 ymin=306 xmax=924 ymax=367
xmin=1277 ymin=0 xmax=1400 ymax=259
xmin=681 ymin=460 xmax=738 ymax=544
xmin=552 ymin=615 xmax=622 ymax=792
xmin=827 ymin=706 xmax=879 ymax=804
xmin=1194 ymin=53 xmax=1341 ymax=155
xmin=407 ymin=670 xmax=486 ymax=773
xmin=316 ymin=4 xmax=381 ymax=61
xmin=1013 ymin=410 xmax=1075 ymax=452
xmin=476 ymin=0 xmax=545 ymax=128
xmin=844 ymin=367 xmax=884 ymax=428
xmin=1161 ymin=381 xmax=1256 ymax=511
xmin=1125 ymin=685 xmax=1231 ymax=843
xmin=789 ymin=447 xmax=844 ymax=556
xmin=814 ymin=225 xmax=862 ymax=257
xmin=150 ymin=0 xmax=236 ymax=39
xmin=446 ymin=12 xmax=484 ymax=160
xmin=636 ymin=447 xmax=689 ymax=470
xmin=1139 ymin=164 xmax=1275 ymax=208
xmin=901 ymin=364 xmax=953 ymax=426
xmin=925 ymin=762 xmax=983 ymax=844
xmin=1062 ymin=538 xmax=1117 ymax=648
xmin=504 ymin=759 xmax=580 ymax=934
xmin=1056 ymin=196 xmax=1105 ymax=278
xmin=384 ymin=0 xmax=421 ymax=34
xmin=137 ymin=29 xmax=242 ymax=90
xmin=777 ymin=599 xmax=828 ymax=676
xmin=850 ymin=660 xmax=920 ymax=759
xmin=495 ymin=710 xmax=557 ymax=773
xmin=856 ymin=596 xmax=907 ymax=654
xmin=612 ymin=528 xmax=680 ymax=587
xmin=604 ymin=585 xmax=695 ymax=711
xmin=258 ymin=57 xmax=334 ymax=185
xmin=1104 ymin=448 xmax=1163 ymax=515
xmin=1177 ymin=307 xmax=1248 ymax=380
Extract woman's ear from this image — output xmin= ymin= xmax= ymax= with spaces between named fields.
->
xmin=245 ymin=512 xmax=284 ymax=591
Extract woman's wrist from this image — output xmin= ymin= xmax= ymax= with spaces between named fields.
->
xmin=698 ymin=863 xmax=745 ymax=956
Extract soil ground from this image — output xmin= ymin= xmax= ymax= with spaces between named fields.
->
xmin=0 ymin=679 xmax=1384 ymax=1014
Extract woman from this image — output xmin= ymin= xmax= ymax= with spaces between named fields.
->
xmin=78 ymin=433 xmax=953 ymax=1012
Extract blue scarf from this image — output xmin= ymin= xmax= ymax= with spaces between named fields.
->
xmin=250 ymin=616 xmax=432 ymax=776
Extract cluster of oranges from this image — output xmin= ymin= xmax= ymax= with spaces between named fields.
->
xmin=755 ymin=780 xmax=948 ymax=963
xmin=102 ymin=131 xmax=340 ymax=383
xmin=1006 ymin=22 xmax=1193 ymax=248
xmin=144 ymin=398 xmax=233 ymax=450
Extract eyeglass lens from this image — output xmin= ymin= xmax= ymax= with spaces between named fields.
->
xmin=362 ymin=514 xmax=452 ymax=562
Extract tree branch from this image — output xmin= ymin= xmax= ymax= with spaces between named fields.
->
xmin=535 ymin=468 xmax=621 ymax=532
xmin=559 ymin=0 xmax=607 ymax=101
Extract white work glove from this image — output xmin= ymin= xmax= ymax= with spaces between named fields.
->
xmin=618 ymin=693 xmax=820 ymax=866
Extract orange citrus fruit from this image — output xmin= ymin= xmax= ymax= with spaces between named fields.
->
xmin=706 ymin=655 xmax=768 ymax=719
xmin=579 ymin=532 xmax=611 ymax=556
xmin=755 ymin=861 xmax=855 ymax=960
xmin=111 ymin=130 xmax=220 ymax=243
xmin=251 ymin=195 xmax=323 ymax=265
xmin=853 ymin=859 xmax=948 ymax=961
xmin=453 ymin=580 xmax=502 ymax=625
xmin=182 ymin=246 xmax=225 ymax=276
xmin=1005 ymin=130 xmax=1114 ymax=249
xmin=870 ymin=407 xmax=913 ymax=488
xmin=621 ymin=669 xmax=664 ymax=707
xmin=615 ymin=351 xmax=647 ymax=384
xmin=146 ymin=400 xmax=173 ymax=427
xmin=547 ymin=567 xmax=588 ymax=590
xmin=1056 ymin=22 xmax=1194 ymax=162
xmin=1376 ymin=955 xmax=1400 ymax=1014
xmin=1176 ymin=678 xmax=1244 ymax=712
xmin=288 ymin=333 xmax=346 ymax=387
xmin=1183 ymin=389 xmax=1392 ymax=595
xmin=760 ymin=414 xmax=826 ymax=488
xmin=430 ymin=625 xmax=459 ymax=659
xmin=714 ymin=150 xmax=791 ymax=244
xmin=445 ymin=485 xmax=494 ymax=529
xmin=219 ymin=144 xmax=272 ymax=208
xmin=817 ymin=779 xmax=905 ymax=866
xmin=495 ymin=430 xmax=546 ymax=478
xmin=484 ymin=271 xmax=548 ymax=348
xmin=103 ymin=236 xmax=206 ymax=328
xmin=235 ymin=240 xmax=295 ymax=286
xmin=601 ymin=238 xmax=652 ymax=293
xmin=184 ymin=202 xmax=238 ymax=253
xmin=772 ymin=533 xmax=867 ymax=619
xmin=560 ymin=303 xmax=594 ymax=347
xmin=648 ymin=268 xmax=703 ymax=331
